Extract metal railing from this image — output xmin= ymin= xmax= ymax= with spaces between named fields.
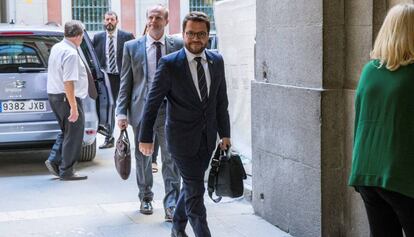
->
xmin=72 ymin=0 xmax=109 ymax=32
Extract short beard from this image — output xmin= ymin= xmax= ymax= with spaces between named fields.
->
xmin=105 ymin=24 xmax=115 ymax=32
xmin=185 ymin=43 xmax=206 ymax=55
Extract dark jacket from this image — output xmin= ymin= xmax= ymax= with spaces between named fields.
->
xmin=139 ymin=48 xmax=230 ymax=157
xmin=92 ymin=29 xmax=135 ymax=72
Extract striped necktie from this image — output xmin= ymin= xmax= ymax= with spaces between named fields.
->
xmin=108 ymin=33 xmax=116 ymax=73
xmin=194 ymin=57 xmax=208 ymax=110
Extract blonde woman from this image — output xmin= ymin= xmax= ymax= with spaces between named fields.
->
xmin=348 ymin=4 xmax=414 ymax=237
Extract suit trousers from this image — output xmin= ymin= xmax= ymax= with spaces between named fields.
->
xmin=133 ymin=103 xmax=181 ymax=209
xmin=172 ymin=130 xmax=212 ymax=237
xmin=358 ymin=186 xmax=414 ymax=237
xmin=107 ymin=73 xmax=120 ymax=139
xmin=47 ymin=93 xmax=84 ymax=177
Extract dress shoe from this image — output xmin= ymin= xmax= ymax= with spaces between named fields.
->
xmin=45 ymin=160 xmax=59 ymax=177
xmin=140 ymin=200 xmax=153 ymax=215
xmin=99 ymin=137 xmax=114 ymax=149
xmin=171 ymin=229 xmax=188 ymax=237
xmin=59 ymin=173 xmax=88 ymax=181
xmin=165 ymin=206 xmax=175 ymax=222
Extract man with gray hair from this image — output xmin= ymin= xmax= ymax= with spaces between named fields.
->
xmin=45 ymin=20 xmax=88 ymax=181
xmin=117 ymin=4 xmax=182 ymax=220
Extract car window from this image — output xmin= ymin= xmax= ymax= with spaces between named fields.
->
xmin=0 ymin=36 xmax=63 ymax=73
xmin=80 ymin=40 xmax=95 ymax=71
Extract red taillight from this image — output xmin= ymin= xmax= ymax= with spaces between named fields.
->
xmin=0 ymin=31 xmax=34 ymax=36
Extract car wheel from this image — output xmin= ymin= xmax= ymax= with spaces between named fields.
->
xmin=79 ymin=139 xmax=96 ymax=162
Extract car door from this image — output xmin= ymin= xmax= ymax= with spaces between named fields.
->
xmin=80 ymin=30 xmax=114 ymax=136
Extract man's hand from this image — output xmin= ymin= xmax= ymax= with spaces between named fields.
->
xmin=139 ymin=142 xmax=154 ymax=156
xmin=118 ymin=119 xmax=128 ymax=129
xmin=220 ymin=137 xmax=231 ymax=151
xmin=68 ymin=107 xmax=79 ymax=123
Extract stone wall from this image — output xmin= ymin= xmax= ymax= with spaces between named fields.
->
xmin=252 ymin=0 xmax=406 ymax=236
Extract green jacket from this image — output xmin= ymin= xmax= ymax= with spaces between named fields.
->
xmin=348 ymin=60 xmax=414 ymax=198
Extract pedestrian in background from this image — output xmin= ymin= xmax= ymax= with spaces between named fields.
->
xmin=93 ymin=10 xmax=134 ymax=149
xmin=45 ymin=20 xmax=88 ymax=181
xmin=348 ymin=4 xmax=414 ymax=237
xmin=139 ymin=12 xmax=231 ymax=237
xmin=116 ymin=4 xmax=182 ymax=221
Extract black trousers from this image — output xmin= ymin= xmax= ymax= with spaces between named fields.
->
xmin=358 ymin=186 xmax=414 ymax=237
xmin=107 ymin=73 xmax=120 ymax=139
xmin=172 ymin=131 xmax=212 ymax=237
xmin=48 ymin=93 xmax=84 ymax=177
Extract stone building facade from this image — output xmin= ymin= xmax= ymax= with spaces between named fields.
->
xmin=253 ymin=0 xmax=411 ymax=236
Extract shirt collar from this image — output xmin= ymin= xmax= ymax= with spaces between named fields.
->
xmin=146 ymin=34 xmax=165 ymax=46
xmin=184 ymin=47 xmax=206 ymax=63
xmin=63 ymin=38 xmax=77 ymax=50
xmin=107 ymin=28 xmax=118 ymax=38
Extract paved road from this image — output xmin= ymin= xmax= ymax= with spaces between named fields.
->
xmin=0 ymin=129 xmax=290 ymax=237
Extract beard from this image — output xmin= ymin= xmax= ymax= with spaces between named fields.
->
xmin=105 ymin=23 xmax=115 ymax=32
xmin=185 ymin=42 xmax=207 ymax=55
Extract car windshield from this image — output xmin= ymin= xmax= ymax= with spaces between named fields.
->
xmin=0 ymin=35 xmax=63 ymax=73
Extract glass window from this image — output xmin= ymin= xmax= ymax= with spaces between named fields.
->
xmin=189 ymin=0 xmax=217 ymax=32
xmin=0 ymin=36 xmax=62 ymax=73
xmin=72 ymin=0 xmax=109 ymax=32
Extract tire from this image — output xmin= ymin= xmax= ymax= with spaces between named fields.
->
xmin=79 ymin=139 xmax=96 ymax=162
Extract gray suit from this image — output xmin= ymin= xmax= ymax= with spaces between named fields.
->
xmin=117 ymin=35 xmax=183 ymax=210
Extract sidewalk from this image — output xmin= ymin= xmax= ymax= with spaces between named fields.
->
xmin=0 ymin=130 xmax=291 ymax=237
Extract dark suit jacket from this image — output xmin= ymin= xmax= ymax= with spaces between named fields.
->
xmin=139 ymin=48 xmax=230 ymax=157
xmin=92 ymin=29 xmax=135 ymax=72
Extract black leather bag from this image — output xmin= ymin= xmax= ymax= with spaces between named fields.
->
xmin=208 ymin=144 xmax=247 ymax=202
xmin=114 ymin=129 xmax=131 ymax=180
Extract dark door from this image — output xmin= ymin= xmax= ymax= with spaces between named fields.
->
xmin=80 ymin=31 xmax=114 ymax=136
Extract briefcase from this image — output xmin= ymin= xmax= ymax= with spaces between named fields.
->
xmin=114 ymin=129 xmax=131 ymax=180
xmin=207 ymin=144 xmax=247 ymax=203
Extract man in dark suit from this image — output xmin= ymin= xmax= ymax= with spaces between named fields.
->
xmin=139 ymin=12 xmax=231 ymax=237
xmin=93 ymin=10 xmax=134 ymax=148
xmin=116 ymin=5 xmax=182 ymax=221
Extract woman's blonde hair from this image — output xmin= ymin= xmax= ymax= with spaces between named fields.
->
xmin=371 ymin=4 xmax=414 ymax=71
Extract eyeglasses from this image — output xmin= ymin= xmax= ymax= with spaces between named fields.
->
xmin=185 ymin=31 xmax=208 ymax=39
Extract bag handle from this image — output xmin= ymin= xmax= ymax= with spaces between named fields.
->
xmin=207 ymin=143 xmax=226 ymax=203
xmin=118 ymin=129 xmax=129 ymax=142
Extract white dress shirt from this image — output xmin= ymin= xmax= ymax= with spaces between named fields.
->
xmin=47 ymin=38 xmax=88 ymax=99
xmin=184 ymin=47 xmax=211 ymax=99
xmin=146 ymin=34 xmax=166 ymax=83
xmin=105 ymin=28 xmax=118 ymax=73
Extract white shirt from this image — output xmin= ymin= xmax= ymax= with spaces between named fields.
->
xmin=105 ymin=28 xmax=118 ymax=73
xmin=146 ymin=34 xmax=166 ymax=83
xmin=47 ymin=38 xmax=88 ymax=99
xmin=184 ymin=47 xmax=211 ymax=99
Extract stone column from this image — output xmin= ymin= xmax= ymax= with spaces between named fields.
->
xmin=252 ymin=0 xmax=390 ymax=236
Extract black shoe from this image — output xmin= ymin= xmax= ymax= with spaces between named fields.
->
xmin=140 ymin=200 xmax=153 ymax=215
xmin=165 ymin=206 xmax=175 ymax=222
xmin=171 ymin=229 xmax=188 ymax=237
xmin=99 ymin=137 xmax=114 ymax=149
xmin=45 ymin=160 xmax=59 ymax=177
xmin=59 ymin=173 xmax=88 ymax=181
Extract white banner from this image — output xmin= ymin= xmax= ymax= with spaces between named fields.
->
xmin=214 ymin=0 xmax=256 ymax=159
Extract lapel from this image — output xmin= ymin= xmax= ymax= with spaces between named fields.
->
xmin=205 ymin=50 xmax=217 ymax=98
xmin=116 ymin=30 xmax=123 ymax=54
xmin=165 ymin=35 xmax=175 ymax=54
xmin=177 ymin=49 xmax=202 ymax=105
xmin=138 ymin=36 xmax=148 ymax=82
xmin=101 ymin=32 xmax=107 ymax=66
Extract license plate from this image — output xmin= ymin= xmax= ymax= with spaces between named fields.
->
xmin=0 ymin=100 xmax=47 ymax=113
